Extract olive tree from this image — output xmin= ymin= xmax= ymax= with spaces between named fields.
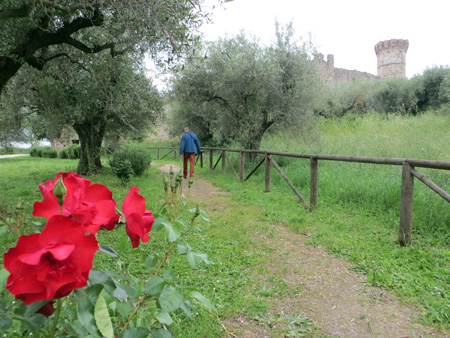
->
xmin=169 ymin=23 xmax=321 ymax=151
xmin=0 ymin=0 xmax=215 ymax=95
xmin=6 ymin=54 xmax=163 ymax=174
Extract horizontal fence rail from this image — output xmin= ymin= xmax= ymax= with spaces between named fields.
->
xmin=147 ymin=146 xmax=450 ymax=246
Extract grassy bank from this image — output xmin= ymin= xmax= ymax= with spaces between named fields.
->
xmin=190 ymin=111 xmax=450 ymax=328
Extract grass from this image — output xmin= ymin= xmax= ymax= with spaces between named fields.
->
xmin=1 ymin=111 xmax=449 ymax=335
xmin=1 ymin=156 xmax=330 ymax=337
xmin=189 ymin=111 xmax=450 ymax=329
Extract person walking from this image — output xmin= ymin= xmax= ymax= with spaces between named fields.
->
xmin=179 ymin=127 xmax=202 ymax=178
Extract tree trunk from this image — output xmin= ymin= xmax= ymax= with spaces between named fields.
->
xmin=0 ymin=56 xmax=22 ymax=95
xmin=73 ymin=121 xmax=106 ymax=175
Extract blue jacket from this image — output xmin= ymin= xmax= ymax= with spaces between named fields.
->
xmin=180 ymin=132 xmax=201 ymax=155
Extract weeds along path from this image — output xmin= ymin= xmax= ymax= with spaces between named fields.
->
xmin=154 ymin=163 xmax=447 ymax=338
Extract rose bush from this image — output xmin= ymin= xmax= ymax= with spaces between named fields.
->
xmin=0 ymin=169 xmax=214 ymax=337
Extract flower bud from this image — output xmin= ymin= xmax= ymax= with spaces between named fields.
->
xmin=53 ymin=175 xmax=67 ymax=207
xmin=163 ymin=173 xmax=169 ymax=191
xmin=188 ymin=177 xmax=194 ymax=187
xmin=195 ymin=204 xmax=200 ymax=217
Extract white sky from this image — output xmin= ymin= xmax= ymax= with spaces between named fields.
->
xmin=199 ymin=0 xmax=450 ymax=78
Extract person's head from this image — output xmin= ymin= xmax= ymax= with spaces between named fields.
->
xmin=184 ymin=127 xmax=190 ymax=133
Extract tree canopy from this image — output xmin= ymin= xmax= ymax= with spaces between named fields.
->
xmin=2 ymin=54 xmax=163 ymax=174
xmin=169 ymin=23 xmax=321 ymax=151
xmin=0 ymin=0 xmax=213 ymax=95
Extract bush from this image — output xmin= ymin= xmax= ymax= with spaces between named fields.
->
xmin=41 ymin=147 xmax=57 ymax=158
xmin=109 ymin=158 xmax=134 ymax=184
xmin=68 ymin=144 xmax=80 ymax=159
xmin=59 ymin=147 xmax=69 ymax=159
xmin=29 ymin=147 xmax=39 ymax=157
xmin=59 ymin=144 xmax=81 ymax=159
xmin=112 ymin=144 xmax=152 ymax=176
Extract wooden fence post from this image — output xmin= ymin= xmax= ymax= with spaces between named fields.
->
xmin=240 ymin=151 xmax=245 ymax=181
xmin=222 ymin=150 xmax=226 ymax=174
xmin=173 ymin=149 xmax=177 ymax=161
xmin=310 ymin=157 xmax=318 ymax=211
xmin=209 ymin=149 xmax=213 ymax=170
xmin=156 ymin=148 xmax=159 ymax=160
xmin=265 ymin=153 xmax=271 ymax=192
xmin=399 ymin=162 xmax=414 ymax=246
xmin=200 ymin=152 xmax=203 ymax=168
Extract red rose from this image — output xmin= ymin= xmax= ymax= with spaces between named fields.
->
xmin=3 ymin=216 xmax=99 ymax=304
xmin=33 ymin=172 xmax=119 ymax=233
xmin=122 ymin=187 xmax=154 ymax=248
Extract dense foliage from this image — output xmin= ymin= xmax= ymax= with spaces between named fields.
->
xmin=169 ymin=23 xmax=321 ymax=151
xmin=316 ymin=66 xmax=450 ymax=117
xmin=0 ymin=0 xmax=213 ymax=95
xmin=2 ymin=54 xmax=163 ymax=175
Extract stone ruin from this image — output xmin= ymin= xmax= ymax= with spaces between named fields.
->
xmin=314 ymin=39 xmax=409 ymax=83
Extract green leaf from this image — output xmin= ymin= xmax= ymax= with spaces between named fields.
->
xmin=74 ymin=288 xmax=100 ymax=336
xmin=155 ymin=311 xmax=174 ymax=326
xmin=190 ymin=291 xmax=216 ymax=313
xmin=187 ymin=251 xmax=215 ymax=269
xmin=117 ymin=302 xmax=134 ymax=317
xmin=187 ymin=251 xmax=203 ymax=268
xmin=0 ymin=315 xmax=12 ymax=330
xmin=0 ymin=225 xmax=7 ymax=237
xmin=145 ymin=276 xmax=165 ymax=295
xmin=177 ymin=244 xmax=188 ymax=254
xmin=159 ymin=285 xmax=183 ymax=312
xmin=174 ymin=218 xmax=188 ymax=228
xmin=189 ymin=207 xmax=210 ymax=222
xmin=113 ymin=286 xmax=128 ymax=301
xmin=99 ymin=244 xmax=119 ymax=258
xmin=163 ymin=270 xmax=177 ymax=281
xmin=145 ymin=254 xmax=158 ymax=268
xmin=152 ymin=217 xmax=168 ymax=231
xmin=0 ymin=268 xmax=10 ymax=288
xmin=180 ymin=300 xmax=193 ymax=318
xmin=151 ymin=328 xmax=173 ymax=338
xmin=163 ymin=221 xmax=182 ymax=242
xmin=118 ymin=327 xmax=151 ymax=338
xmin=94 ymin=289 xmax=114 ymax=338
xmin=26 ymin=313 xmax=47 ymax=331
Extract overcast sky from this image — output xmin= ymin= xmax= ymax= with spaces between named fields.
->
xmin=199 ymin=0 xmax=450 ymax=78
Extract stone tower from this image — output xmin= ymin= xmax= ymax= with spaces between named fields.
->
xmin=374 ymin=39 xmax=409 ymax=79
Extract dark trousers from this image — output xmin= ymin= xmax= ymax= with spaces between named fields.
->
xmin=183 ymin=153 xmax=196 ymax=178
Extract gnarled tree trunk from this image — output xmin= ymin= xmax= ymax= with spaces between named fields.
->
xmin=73 ymin=118 xmax=106 ymax=175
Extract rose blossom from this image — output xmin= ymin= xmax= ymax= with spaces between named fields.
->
xmin=3 ymin=215 xmax=99 ymax=304
xmin=33 ymin=172 xmax=119 ymax=233
xmin=122 ymin=187 xmax=155 ymax=248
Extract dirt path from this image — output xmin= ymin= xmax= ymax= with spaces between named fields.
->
xmin=154 ymin=163 xmax=448 ymax=338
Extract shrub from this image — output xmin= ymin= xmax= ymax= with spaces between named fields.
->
xmin=59 ymin=144 xmax=81 ymax=159
xmin=59 ymin=147 xmax=69 ymax=159
xmin=110 ymin=158 xmax=134 ymax=184
xmin=67 ymin=144 xmax=81 ymax=159
xmin=29 ymin=147 xmax=39 ymax=157
xmin=112 ymin=144 xmax=152 ymax=176
xmin=41 ymin=147 xmax=57 ymax=158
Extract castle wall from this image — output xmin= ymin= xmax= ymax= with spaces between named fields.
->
xmin=314 ymin=38 xmax=409 ymax=84
xmin=314 ymin=53 xmax=377 ymax=84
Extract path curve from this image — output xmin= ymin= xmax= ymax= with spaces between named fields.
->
xmin=153 ymin=162 xmax=448 ymax=338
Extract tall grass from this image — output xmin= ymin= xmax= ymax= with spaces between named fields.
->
xmin=194 ymin=111 xmax=450 ymax=328
xmin=260 ymin=111 xmax=450 ymax=246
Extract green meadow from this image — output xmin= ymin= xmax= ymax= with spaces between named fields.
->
xmin=1 ymin=111 xmax=449 ymax=336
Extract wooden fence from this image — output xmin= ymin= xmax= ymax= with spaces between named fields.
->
xmin=148 ymin=146 xmax=450 ymax=246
